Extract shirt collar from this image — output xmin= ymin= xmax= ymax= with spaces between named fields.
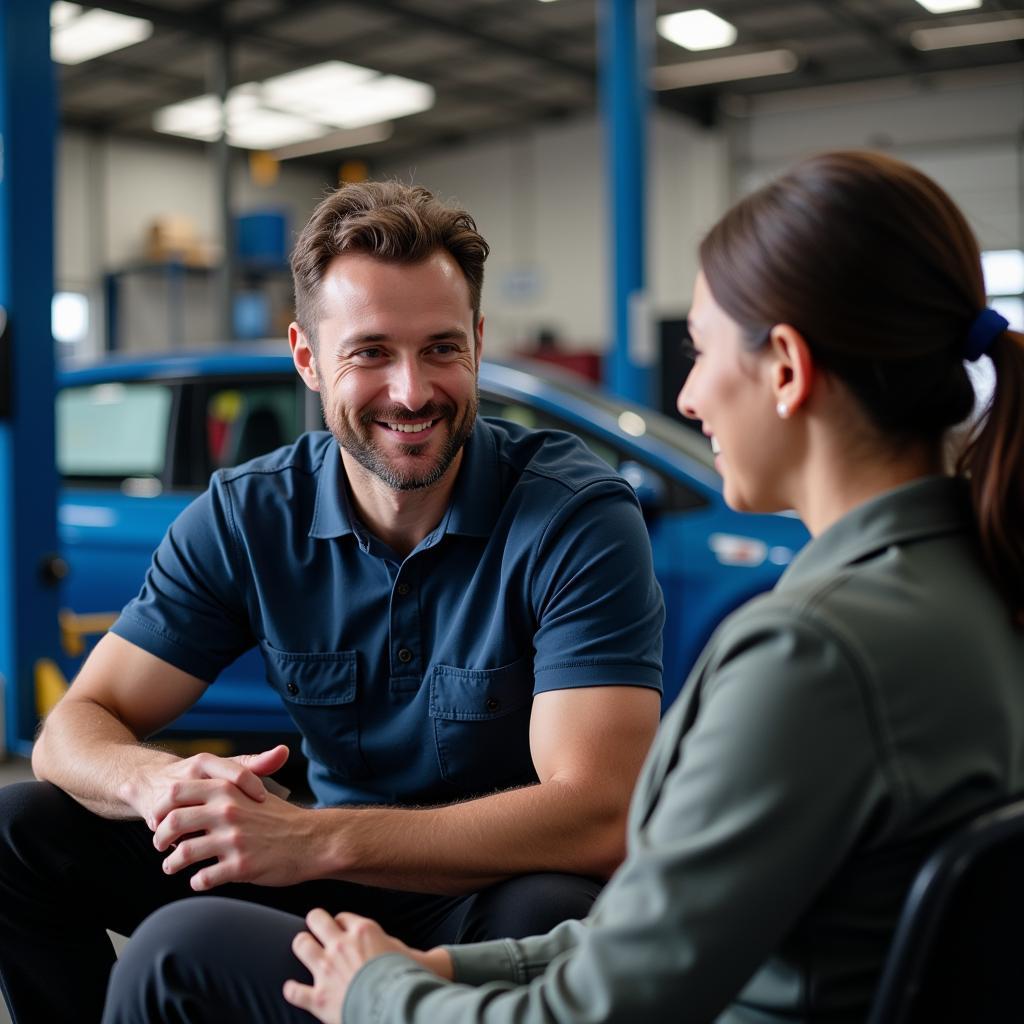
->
xmin=778 ymin=475 xmax=972 ymax=591
xmin=307 ymin=420 xmax=503 ymax=542
xmin=308 ymin=440 xmax=357 ymax=540
xmin=442 ymin=420 xmax=503 ymax=538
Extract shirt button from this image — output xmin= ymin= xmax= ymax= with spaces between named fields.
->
xmin=286 ymin=682 xmax=299 ymax=696
xmin=396 ymin=583 xmax=410 ymax=596
xmin=485 ymin=697 xmax=500 ymax=712
xmin=397 ymin=648 xmax=413 ymax=664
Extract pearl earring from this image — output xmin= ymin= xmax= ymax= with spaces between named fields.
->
xmin=776 ymin=402 xmax=789 ymax=418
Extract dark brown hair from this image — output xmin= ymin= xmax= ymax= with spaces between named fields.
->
xmin=290 ymin=181 xmax=490 ymax=342
xmin=700 ymin=149 xmax=1024 ymax=624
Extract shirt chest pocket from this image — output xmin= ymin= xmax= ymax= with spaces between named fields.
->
xmin=428 ymin=656 xmax=537 ymax=792
xmin=260 ymin=642 xmax=369 ymax=780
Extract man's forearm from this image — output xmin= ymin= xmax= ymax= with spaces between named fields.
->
xmin=310 ymin=779 xmax=626 ymax=895
xmin=32 ymin=697 xmax=177 ymax=818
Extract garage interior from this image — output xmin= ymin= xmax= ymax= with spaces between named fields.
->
xmin=1 ymin=2 xmax=1023 ymax=1020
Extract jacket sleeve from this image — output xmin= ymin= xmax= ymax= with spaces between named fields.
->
xmin=342 ymin=606 xmax=892 ymax=1024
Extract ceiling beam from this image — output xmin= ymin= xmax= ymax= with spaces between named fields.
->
xmin=89 ymin=0 xmax=595 ymax=82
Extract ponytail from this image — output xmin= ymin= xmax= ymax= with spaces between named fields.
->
xmin=957 ymin=328 xmax=1024 ymax=626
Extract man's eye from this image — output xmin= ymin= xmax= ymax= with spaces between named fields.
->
xmin=355 ymin=348 xmax=384 ymax=360
xmin=431 ymin=344 xmax=459 ymax=356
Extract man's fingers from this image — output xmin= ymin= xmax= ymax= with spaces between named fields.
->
xmin=152 ymin=805 xmax=207 ymax=851
xmin=189 ymin=858 xmax=238 ymax=892
xmin=235 ymin=744 xmax=290 ymax=781
xmin=149 ymin=780 xmax=227 ymax=831
xmin=161 ymin=832 xmax=220 ymax=876
xmin=196 ymin=754 xmax=268 ymax=802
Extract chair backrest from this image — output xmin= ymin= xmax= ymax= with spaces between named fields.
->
xmin=868 ymin=796 xmax=1024 ymax=1024
xmin=230 ymin=405 xmax=285 ymax=465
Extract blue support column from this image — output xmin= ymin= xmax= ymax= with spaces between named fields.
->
xmin=600 ymin=0 xmax=654 ymax=406
xmin=0 ymin=1 xmax=59 ymax=754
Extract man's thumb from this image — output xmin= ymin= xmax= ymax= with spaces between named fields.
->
xmin=237 ymin=743 xmax=290 ymax=777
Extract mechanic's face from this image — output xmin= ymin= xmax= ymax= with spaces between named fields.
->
xmin=293 ymin=250 xmax=482 ymax=492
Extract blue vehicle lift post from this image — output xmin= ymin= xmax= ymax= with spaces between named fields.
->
xmin=600 ymin=0 xmax=654 ymax=407
xmin=0 ymin=1 xmax=59 ymax=755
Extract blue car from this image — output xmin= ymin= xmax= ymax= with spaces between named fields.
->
xmin=50 ymin=347 xmax=808 ymax=740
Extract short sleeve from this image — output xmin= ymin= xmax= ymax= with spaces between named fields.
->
xmin=529 ymin=481 xmax=664 ymax=693
xmin=110 ymin=475 xmax=255 ymax=681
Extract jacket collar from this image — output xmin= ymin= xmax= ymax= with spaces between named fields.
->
xmin=777 ymin=475 xmax=972 ymax=592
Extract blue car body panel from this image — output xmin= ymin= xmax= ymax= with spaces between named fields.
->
xmin=52 ymin=348 xmax=809 ymax=740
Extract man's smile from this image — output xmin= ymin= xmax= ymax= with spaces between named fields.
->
xmin=378 ymin=418 xmax=441 ymax=435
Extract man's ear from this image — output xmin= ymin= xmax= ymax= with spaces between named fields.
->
xmin=474 ymin=314 xmax=485 ymax=367
xmin=767 ymin=324 xmax=814 ymax=416
xmin=289 ymin=323 xmax=319 ymax=392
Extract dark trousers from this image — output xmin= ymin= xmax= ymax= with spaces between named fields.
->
xmin=0 ymin=781 xmax=601 ymax=1024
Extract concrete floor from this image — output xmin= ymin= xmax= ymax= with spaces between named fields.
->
xmin=0 ymin=757 xmax=129 ymax=1024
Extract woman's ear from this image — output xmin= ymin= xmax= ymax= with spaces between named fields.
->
xmin=767 ymin=324 xmax=814 ymax=417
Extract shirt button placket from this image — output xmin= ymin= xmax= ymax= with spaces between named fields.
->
xmin=391 ymin=574 xmax=419 ymax=685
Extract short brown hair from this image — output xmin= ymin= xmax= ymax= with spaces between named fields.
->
xmin=700 ymin=149 xmax=1024 ymax=624
xmin=290 ymin=181 xmax=489 ymax=341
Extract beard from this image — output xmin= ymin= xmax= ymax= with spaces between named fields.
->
xmin=323 ymin=389 xmax=478 ymax=491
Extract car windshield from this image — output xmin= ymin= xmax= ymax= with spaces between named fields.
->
xmin=500 ymin=360 xmax=715 ymax=472
xmin=57 ymin=382 xmax=172 ymax=479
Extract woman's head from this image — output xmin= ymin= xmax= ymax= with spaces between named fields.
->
xmin=698 ymin=150 xmax=982 ymax=439
xmin=687 ymin=149 xmax=1024 ymax=623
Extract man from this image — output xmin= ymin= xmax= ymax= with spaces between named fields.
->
xmin=0 ymin=182 xmax=664 ymax=1023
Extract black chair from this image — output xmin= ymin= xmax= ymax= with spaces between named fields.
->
xmin=868 ymin=796 xmax=1024 ymax=1024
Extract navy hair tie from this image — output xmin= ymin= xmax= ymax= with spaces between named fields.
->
xmin=964 ymin=307 xmax=1009 ymax=362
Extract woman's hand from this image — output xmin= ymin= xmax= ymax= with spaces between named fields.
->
xmin=283 ymin=909 xmax=453 ymax=1023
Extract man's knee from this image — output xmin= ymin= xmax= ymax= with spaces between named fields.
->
xmin=0 ymin=780 xmax=82 ymax=867
xmin=105 ymin=898 xmax=308 ymax=1024
xmin=458 ymin=872 xmax=603 ymax=943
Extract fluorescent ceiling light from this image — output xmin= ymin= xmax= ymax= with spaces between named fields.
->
xmin=657 ymin=10 xmax=737 ymax=51
xmin=982 ymin=250 xmax=1024 ymax=296
xmin=154 ymin=60 xmax=433 ymax=149
xmin=50 ymin=2 xmax=79 ymax=29
xmin=154 ymin=95 xmax=225 ymax=142
xmin=155 ymin=90 xmax=322 ymax=149
xmin=51 ymin=2 xmax=153 ymax=65
xmin=911 ymin=16 xmax=1024 ymax=49
xmin=653 ymin=49 xmax=798 ymax=89
xmin=262 ymin=62 xmax=434 ymax=130
xmin=914 ymin=0 xmax=981 ymax=12
xmin=228 ymin=110 xmax=325 ymax=151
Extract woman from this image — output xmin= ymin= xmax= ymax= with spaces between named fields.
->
xmin=132 ymin=150 xmax=1024 ymax=1023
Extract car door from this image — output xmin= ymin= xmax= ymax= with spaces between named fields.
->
xmin=56 ymin=370 xmax=306 ymax=736
xmin=476 ymin=390 xmax=711 ymax=706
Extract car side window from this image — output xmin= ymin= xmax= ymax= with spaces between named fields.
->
xmin=201 ymin=380 xmax=303 ymax=475
xmin=478 ymin=393 xmax=706 ymax=513
xmin=57 ymin=382 xmax=173 ymax=488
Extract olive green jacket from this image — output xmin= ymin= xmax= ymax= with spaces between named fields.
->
xmin=345 ymin=476 xmax=1024 ymax=1024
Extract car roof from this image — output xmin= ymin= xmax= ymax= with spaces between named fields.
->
xmin=59 ymin=345 xmax=717 ymax=477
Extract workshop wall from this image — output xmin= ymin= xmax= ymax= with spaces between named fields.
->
xmin=377 ymin=109 xmax=729 ymax=358
xmin=53 ymin=67 xmax=1023 ymax=358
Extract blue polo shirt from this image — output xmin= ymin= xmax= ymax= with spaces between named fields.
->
xmin=112 ymin=419 xmax=664 ymax=807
